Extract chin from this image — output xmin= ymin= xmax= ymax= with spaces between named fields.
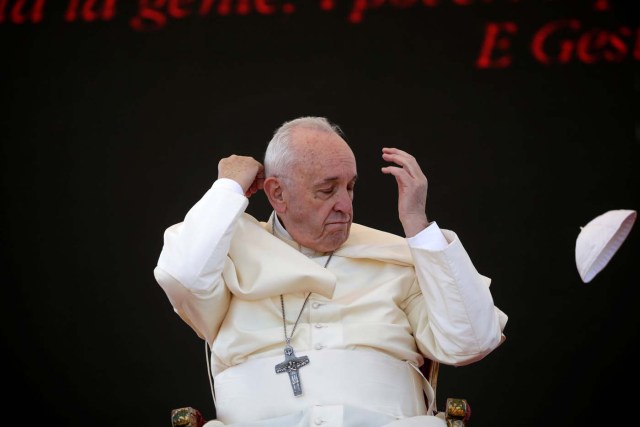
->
xmin=325 ymin=230 xmax=350 ymax=252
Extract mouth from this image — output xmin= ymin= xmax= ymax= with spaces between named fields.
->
xmin=325 ymin=220 xmax=350 ymax=228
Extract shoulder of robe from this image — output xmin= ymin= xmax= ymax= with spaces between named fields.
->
xmin=247 ymin=214 xmax=414 ymax=266
xmin=336 ymin=223 xmax=414 ymax=266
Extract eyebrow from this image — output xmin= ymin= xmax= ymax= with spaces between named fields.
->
xmin=314 ymin=175 xmax=358 ymax=186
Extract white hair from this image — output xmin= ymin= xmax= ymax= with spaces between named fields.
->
xmin=264 ymin=116 xmax=344 ymax=178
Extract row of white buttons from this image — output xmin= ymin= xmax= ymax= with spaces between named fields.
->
xmin=311 ymin=301 xmax=327 ymax=352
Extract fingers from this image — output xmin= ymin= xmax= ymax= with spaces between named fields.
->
xmin=218 ymin=155 xmax=265 ymax=197
xmin=381 ymin=147 xmax=426 ymax=182
xmin=245 ymin=170 xmax=265 ymax=197
xmin=380 ymin=146 xmax=428 ymax=200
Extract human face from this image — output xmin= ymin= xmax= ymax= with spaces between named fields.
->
xmin=278 ymin=129 xmax=357 ymax=253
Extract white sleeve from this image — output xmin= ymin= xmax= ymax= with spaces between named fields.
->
xmin=157 ymin=180 xmax=248 ymax=291
xmin=154 ymin=180 xmax=249 ymax=342
xmin=407 ymin=230 xmax=507 ymax=366
xmin=212 ymin=177 xmax=244 ymax=195
xmin=406 ymin=221 xmax=449 ymax=250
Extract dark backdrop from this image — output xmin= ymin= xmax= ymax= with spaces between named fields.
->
xmin=1 ymin=1 xmax=638 ymax=426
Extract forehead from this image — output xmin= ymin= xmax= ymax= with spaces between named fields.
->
xmin=291 ymin=129 xmax=357 ymax=184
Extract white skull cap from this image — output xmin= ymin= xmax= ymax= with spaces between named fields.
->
xmin=575 ymin=209 xmax=636 ymax=283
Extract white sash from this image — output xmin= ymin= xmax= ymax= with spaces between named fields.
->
xmin=213 ymin=349 xmax=431 ymax=424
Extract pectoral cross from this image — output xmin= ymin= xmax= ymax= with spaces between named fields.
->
xmin=275 ymin=345 xmax=310 ymax=396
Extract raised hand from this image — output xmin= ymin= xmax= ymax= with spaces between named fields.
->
xmin=381 ymin=147 xmax=429 ymax=237
xmin=218 ymin=155 xmax=265 ymax=197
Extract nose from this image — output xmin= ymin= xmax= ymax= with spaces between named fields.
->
xmin=333 ymin=188 xmax=353 ymax=214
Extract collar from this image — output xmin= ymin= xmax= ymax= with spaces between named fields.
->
xmin=270 ymin=211 xmax=332 ymax=258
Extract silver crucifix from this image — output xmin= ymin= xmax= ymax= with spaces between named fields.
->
xmin=275 ymin=345 xmax=310 ymax=396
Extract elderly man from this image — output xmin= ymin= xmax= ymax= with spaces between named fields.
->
xmin=154 ymin=116 xmax=507 ymax=427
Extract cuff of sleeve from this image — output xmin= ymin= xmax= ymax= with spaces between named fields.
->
xmin=407 ymin=221 xmax=449 ymax=250
xmin=212 ymin=178 xmax=244 ymax=195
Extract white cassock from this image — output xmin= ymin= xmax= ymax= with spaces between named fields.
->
xmin=154 ymin=179 xmax=508 ymax=427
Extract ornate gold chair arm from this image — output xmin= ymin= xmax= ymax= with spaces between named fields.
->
xmin=445 ymin=398 xmax=471 ymax=426
xmin=171 ymin=407 xmax=206 ymax=427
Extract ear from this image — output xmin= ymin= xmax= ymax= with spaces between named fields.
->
xmin=263 ymin=177 xmax=287 ymax=214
